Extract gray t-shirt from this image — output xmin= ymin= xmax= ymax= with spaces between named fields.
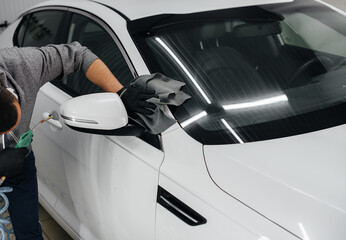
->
xmin=0 ymin=41 xmax=98 ymax=148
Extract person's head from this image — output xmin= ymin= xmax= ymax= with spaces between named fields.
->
xmin=0 ymin=86 xmax=21 ymax=134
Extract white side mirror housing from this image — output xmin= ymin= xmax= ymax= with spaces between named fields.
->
xmin=60 ymin=93 xmax=128 ymax=130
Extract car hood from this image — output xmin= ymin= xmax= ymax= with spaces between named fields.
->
xmin=204 ymin=124 xmax=346 ymax=240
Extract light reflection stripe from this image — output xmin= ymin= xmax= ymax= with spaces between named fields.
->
xmin=223 ymin=94 xmax=288 ymax=110
xmin=155 ymin=37 xmax=212 ymax=104
xmin=181 ymin=111 xmax=207 ymax=128
xmin=298 ymin=223 xmax=310 ymax=240
xmin=221 ymin=119 xmax=244 ymax=144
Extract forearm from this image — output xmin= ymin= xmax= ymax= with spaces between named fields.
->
xmin=85 ymin=59 xmax=123 ymax=93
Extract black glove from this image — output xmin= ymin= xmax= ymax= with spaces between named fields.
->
xmin=118 ymin=86 xmax=156 ymax=116
xmin=0 ymin=147 xmax=28 ymax=178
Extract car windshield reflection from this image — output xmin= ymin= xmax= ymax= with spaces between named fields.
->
xmin=131 ymin=0 xmax=346 ymax=144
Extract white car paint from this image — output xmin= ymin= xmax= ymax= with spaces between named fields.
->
xmin=32 ymin=83 xmax=164 ymax=239
xmin=0 ymin=0 xmax=345 ymax=239
xmin=60 ymin=93 xmax=128 ymax=130
xmin=158 ymin=126 xmax=299 ymax=240
xmin=29 ymin=0 xmax=294 ymax=21
xmin=205 ymin=124 xmax=346 ymax=240
xmin=92 ymin=0 xmax=294 ymax=20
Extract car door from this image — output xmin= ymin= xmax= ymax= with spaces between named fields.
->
xmin=12 ymin=8 xmax=68 ymax=212
xmin=20 ymin=8 xmax=163 ymax=240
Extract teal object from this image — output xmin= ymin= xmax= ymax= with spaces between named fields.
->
xmin=14 ymin=115 xmax=52 ymax=149
xmin=15 ymin=130 xmax=34 ymax=149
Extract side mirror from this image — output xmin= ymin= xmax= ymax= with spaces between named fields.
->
xmin=60 ymin=93 xmax=128 ymax=131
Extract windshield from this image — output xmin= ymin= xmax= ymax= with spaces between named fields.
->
xmin=130 ymin=0 xmax=346 ymax=145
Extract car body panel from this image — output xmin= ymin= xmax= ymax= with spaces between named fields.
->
xmin=0 ymin=0 xmax=345 ymax=239
xmin=0 ymin=18 xmax=20 ymax=48
xmin=204 ymin=124 xmax=346 ymax=240
xmin=27 ymin=0 xmax=294 ymax=21
xmin=158 ymin=127 xmax=299 ymax=240
xmin=92 ymin=0 xmax=293 ymax=20
xmin=32 ymin=83 xmax=164 ymax=239
xmin=0 ymin=1 xmax=165 ymax=239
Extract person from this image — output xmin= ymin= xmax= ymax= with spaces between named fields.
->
xmin=0 ymin=41 xmax=155 ymax=239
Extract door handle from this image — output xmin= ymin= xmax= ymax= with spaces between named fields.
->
xmin=157 ymin=186 xmax=207 ymax=226
xmin=43 ymin=112 xmax=63 ymax=130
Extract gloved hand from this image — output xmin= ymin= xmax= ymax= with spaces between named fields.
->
xmin=118 ymin=86 xmax=156 ymax=116
xmin=0 ymin=147 xmax=28 ymax=178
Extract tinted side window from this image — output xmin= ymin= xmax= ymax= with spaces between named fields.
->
xmin=61 ymin=13 xmax=133 ymax=96
xmin=22 ymin=11 xmax=65 ymax=47
xmin=13 ymin=15 xmax=30 ymax=46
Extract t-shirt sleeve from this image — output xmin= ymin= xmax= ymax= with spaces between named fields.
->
xmin=20 ymin=41 xmax=99 ymax=87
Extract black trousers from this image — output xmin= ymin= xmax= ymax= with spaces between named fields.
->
xmin=4 ymin=151 xmax=43 ymax=240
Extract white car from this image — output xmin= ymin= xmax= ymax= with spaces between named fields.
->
xmin=1 ymin=0 xmax=346 ymax=239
